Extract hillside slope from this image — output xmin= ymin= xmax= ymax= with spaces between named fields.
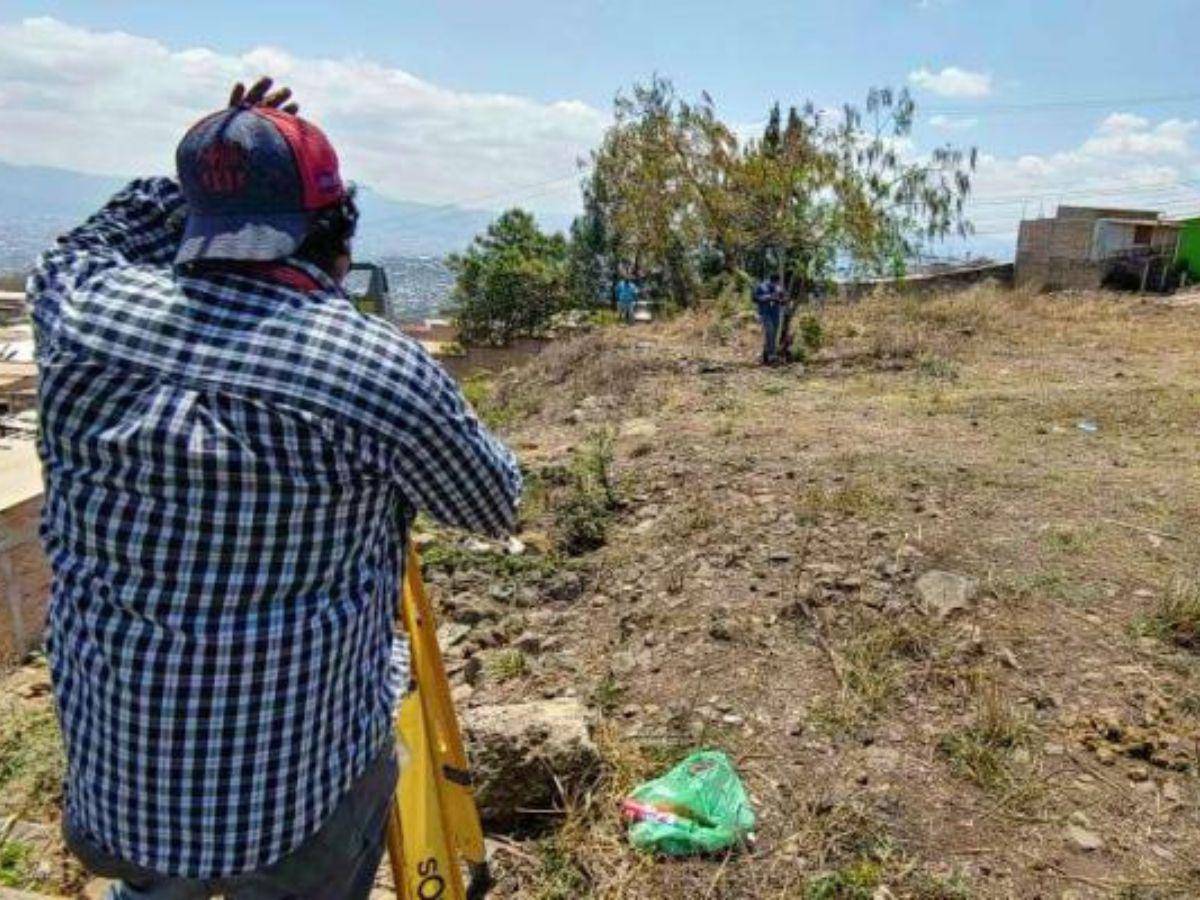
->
xmin=453 ymin=285 xmax=1200 ymax=898
xmin=2 ymin=285 xmax=1199 ymax=898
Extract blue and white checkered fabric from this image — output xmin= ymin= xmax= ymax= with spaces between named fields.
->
xmin=28 ymin=178 xmax=521 ymax=878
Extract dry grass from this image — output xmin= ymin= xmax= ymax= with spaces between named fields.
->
xmin=0 ymin=697 xmax=64 ymax=822
xmin=9 ymin=283 xmax=1200 ymax=898
xmin=1135 ymin=578 xmax=1200 ymax=650
xmin=485 ymin=284 xmax=1200 ymax=897
xmin=938 ymin=679 xmax=1042 ymax=808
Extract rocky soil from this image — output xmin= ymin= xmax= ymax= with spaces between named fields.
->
xmin=4 ymin=284 xmax=1200 ymax=899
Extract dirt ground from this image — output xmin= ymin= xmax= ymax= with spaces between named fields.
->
xmin=3 ymin=283 xmax=1200 ymax=899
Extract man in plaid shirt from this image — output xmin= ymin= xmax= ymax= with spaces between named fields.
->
xmin=29 ymin=79 xmax=521 ymax=899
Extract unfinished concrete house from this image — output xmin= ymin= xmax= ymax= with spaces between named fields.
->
xmin=1015 ymin=206 xmax=1181 ymax=291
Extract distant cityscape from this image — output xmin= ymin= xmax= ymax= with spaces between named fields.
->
xmin=376 ymin=257 xmax=455 ymax=320
xmin=0 ymin=161 xmax=466 ymax=318
xmin=0 ymin=216 xmax=457 ymax=319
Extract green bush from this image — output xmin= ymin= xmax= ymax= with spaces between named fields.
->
xmin=553 ymin=430 xmax=618 ymax=555
xmin=450 ymin=209 xmax=571 ymax=346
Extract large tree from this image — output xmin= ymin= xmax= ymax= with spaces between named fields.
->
xmin=566 ymin=171 xmax=614 ymax=308
xmin=449 ymin=208 xmax=569 ymax=346
xmin=581 ymin=80 xmax=976 ymax=307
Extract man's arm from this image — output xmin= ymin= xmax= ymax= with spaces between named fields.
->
xmin=26 ymin=178 xmax=186 ymax=345
xmin=384 ymin=351 xmax=522 ymax=537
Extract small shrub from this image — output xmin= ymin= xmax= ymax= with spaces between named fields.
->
xmin=530 ymin=838 xmax=591 ymax=900
xmin=1139 ymin=578 xmax=1200 ymax=650
xmin=0 ymin=840 xmax=35 ymax=889
xmin=806 ymin=861 xmax=882 ymax=899
xmin=553 ymin=430 xmax=618 ymax=555
xmin=938 ymin=682 xmax=1038 ymax=802
xmin=485 ymin=649 xmax=528 ymax=682
xmin=555 ymin=491 xmax=611 ymax=555
xmin=916 ymin=352 xmax=959 ymax=381
xmin=590 ymin=674 xmax=626 ymax=715
xmin=798 ymin=313 xmax=825 ymax=352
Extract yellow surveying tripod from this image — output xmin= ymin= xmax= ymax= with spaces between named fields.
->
xmin=387 ymin=544 xmax=491 ymax=899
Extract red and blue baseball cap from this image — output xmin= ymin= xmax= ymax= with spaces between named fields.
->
xmin=175 ymin=105 xmax=345 ymax=264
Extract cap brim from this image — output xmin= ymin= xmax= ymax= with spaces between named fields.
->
xmin=175 ymin=211 xmax=312 ymax=265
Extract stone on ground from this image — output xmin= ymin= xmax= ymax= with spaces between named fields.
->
xmin=916 ymin=570 xmax=980 ymax=619
xmin=464 ymin=697 xmax=599 ymax=827
xmin=1064 ymin=824 xmax=1105 ymax=852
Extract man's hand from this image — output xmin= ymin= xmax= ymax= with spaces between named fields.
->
xmin=228 ymin=77 xmax=300 ymax=115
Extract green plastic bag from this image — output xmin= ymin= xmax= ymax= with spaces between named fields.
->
xmin=621 ymin=750 xmax=755 ymax=855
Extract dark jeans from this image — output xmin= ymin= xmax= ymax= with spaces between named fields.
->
xmin=758 ymin=304 xmax=782 ymax=364
xmin=65 ymin=745 xmax=398 ymax=900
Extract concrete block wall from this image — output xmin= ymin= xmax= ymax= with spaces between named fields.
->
xmin=1016 ymin=218 xmax=1100 ymax=289
xmin=1014 ymin=257 xmax=1104 ymax=291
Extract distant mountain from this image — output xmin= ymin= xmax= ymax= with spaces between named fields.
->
xmin=0 ymin=160 xmax=571 ymax=272
xmin=352 ymin=185 xmax=561 ymax=259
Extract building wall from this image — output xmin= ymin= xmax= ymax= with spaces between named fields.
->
xmin=0 ymin=495 xmax=50 ymax=667
xmin=1016 ymin=218 xmax=1100 ymax=289
xmin=1017 ymin=218 xmax=1095 ymax=261
xmin=1057 ymin=206 xmax=1160 ymax=222
xmin=1014 ymin=259 xmax=1104 ymax=291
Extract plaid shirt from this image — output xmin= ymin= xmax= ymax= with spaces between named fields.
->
xmin=28 ymin=178 xmax=521 ymax=878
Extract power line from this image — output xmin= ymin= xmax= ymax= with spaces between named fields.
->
xmin=374 ymin=92 xmax=1200 ymax=233
xmin=968 ymin=178 xmax=1198 ymax=207
xmin=926 ymin=92 xmax=1200 ymax=117
xmin=367 ymin=168 xmax=586 ymax=231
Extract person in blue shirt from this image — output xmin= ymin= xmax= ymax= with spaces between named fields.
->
xmin=615 ymin=277 xmax=638 ymax=324
xmin=753 ymin=273 xmax=784 ymax=365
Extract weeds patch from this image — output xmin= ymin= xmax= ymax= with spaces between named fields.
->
xmin=529 ymin=838 xmax=591 ymax=900
xmin=420 ymin=543 xmax=558 ymax=581
xmin=485 ymin=649 xmax=529 ymax=682
xmin=916 ymin=352 xmax=959 ymax=381
xmin=461 ymin=372 xmax=537 ymax=429
xmin=1134 ymin=578 xmax=1200 ymax=650
xmin=0 ymin=700 xmax=64 ymax=820
xmin=0 ymin=840 xmax=37 ymax=890
xmin=553 ymin=430 xmax=619 ymax=555
xmin=808 ymin=614 xmax=937 ymax=734
xmin=795 ymin=479 xmax=895 ymax=523
xmin=938 ymin=681 xmax=1041 ymax=808
xmin=589 ymin=673 xmax=626 ymax=716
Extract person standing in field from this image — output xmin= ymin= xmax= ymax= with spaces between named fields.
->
xmin=28 ymin=77 xmax=521 ymax=899
xmin=616 ymin=275 xmax=639 ymax=324
xmin=752 ymin=272 xmax=784 ymax=365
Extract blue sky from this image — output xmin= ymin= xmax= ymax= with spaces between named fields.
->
xmin=1 ymin=1 xmax=1198 ymax=253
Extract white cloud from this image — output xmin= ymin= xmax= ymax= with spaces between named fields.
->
xmin=1098 ymin=112 xmax=1149 ymax=134
xmin=0 ymin=17 xmax=607 ymax=213
xmin=908 ymin=66 xmax=992 ymax=99
xmin=965 ymin=112 xmax=1200 ymax=242
xmin=1081 ymin=117 xmax=1197 ymax=158
xmin=929 ymin=114 xmax=978 ymax=131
